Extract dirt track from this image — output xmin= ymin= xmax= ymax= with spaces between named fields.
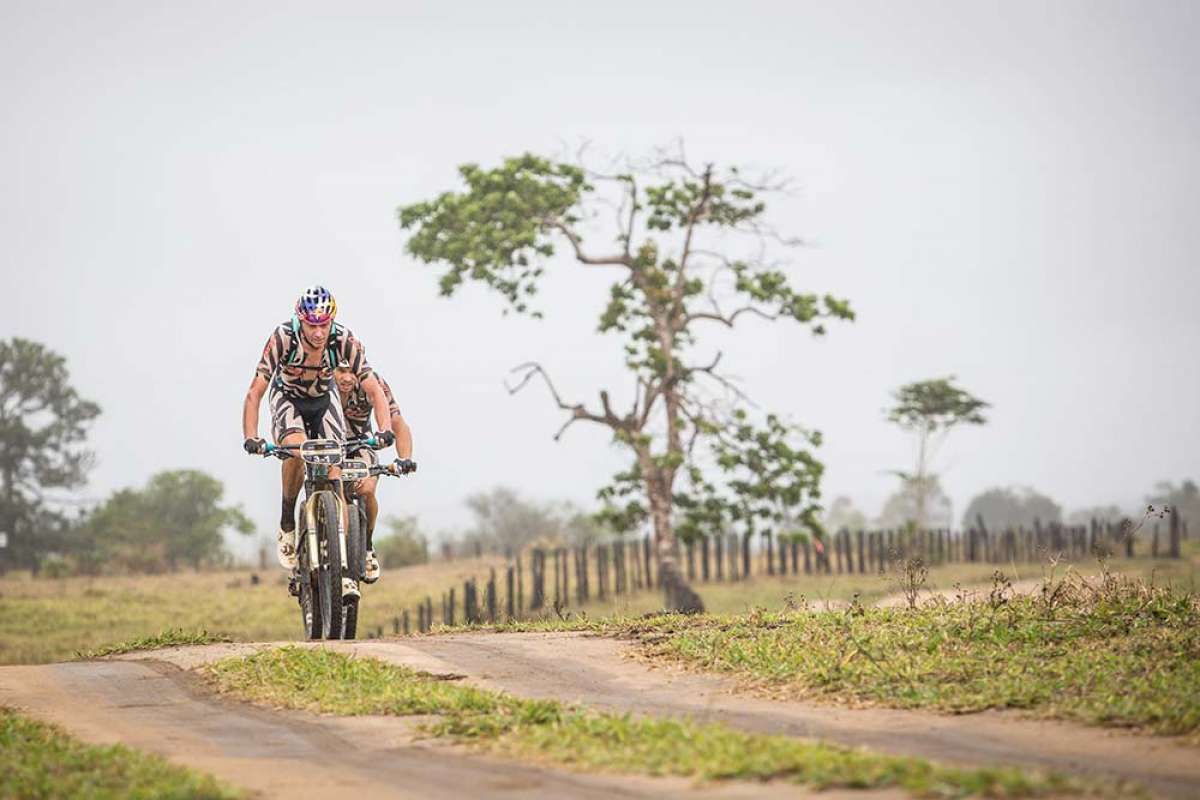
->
xmin=2 ymin=632 xmax=1198 ymax=798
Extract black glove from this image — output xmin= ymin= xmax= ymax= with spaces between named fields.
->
xmin=243 ymin=437 xmax=266 ymax=455
xmin=373 ymin=430 xmax=395 ymax=447
xmin=394 ymin=458 xmax=417 ymax=475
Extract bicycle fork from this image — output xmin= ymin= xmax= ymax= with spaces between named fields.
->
xmin=302 ymin=492 xmax=350 ymax=573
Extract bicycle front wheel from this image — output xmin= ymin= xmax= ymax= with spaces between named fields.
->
xmin=315 ymin=492 xmax=343 ymax=639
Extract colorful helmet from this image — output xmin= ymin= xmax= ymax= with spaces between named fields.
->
xmin=295 ymin=285 xmax=337 ymax=324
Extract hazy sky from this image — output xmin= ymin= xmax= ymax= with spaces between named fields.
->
xmin=4 ymin=1 xmax=1197 ymax=554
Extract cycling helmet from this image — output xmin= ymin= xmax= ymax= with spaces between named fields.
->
xmin=295 ymin=285 xmax=337 ymax=324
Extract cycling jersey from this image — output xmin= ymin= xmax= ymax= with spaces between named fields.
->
xmin=341 ymin=374 xmax=401 ymax=437
xmin=255 ymin=319 xmax=372 ymax=399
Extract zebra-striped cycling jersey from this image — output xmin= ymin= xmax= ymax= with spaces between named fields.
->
xmin=341 ymin=374 xmax=402 ymax=436
xmin=255 ymin=319 xmax=372 ymax=399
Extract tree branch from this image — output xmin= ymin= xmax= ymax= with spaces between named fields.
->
xmin=684 ymin=306 xmax=780 ymax=327
xmin=505 ymin=362 xmax=622 ymax=441
xmin=543 ymin=219 xmax=633 ymax=267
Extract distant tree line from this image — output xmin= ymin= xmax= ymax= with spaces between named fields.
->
xmin=1 ymin=338 xmax=251 ymax=576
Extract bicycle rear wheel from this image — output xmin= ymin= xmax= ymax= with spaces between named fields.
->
xmin=315 ymin=492 xmax=343 ymax=639
xmin=343 ymin=500 xmax=364 ymax=640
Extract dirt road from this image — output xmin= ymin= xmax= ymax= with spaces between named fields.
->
xmin=0 ymin=655 xmax=830 ymax=800
xmin=338 ymin=632 xmax=1197 ymax=798
xmin=2 ymin=632 xmax=1197 ymax=798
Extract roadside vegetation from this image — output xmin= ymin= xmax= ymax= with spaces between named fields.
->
xmin=208 ymin=647 xmax=1085 ymax=797
xmin=74 ymin=627 xmax=232 ymax=659
xmin=0 ymin=556 xmax=505 ymax=664
xmin=561 ymin=545 xmax=1197 ymax=618
xmin=0 ymin=707 xmax=240 ymax=799
xmin=504 ymin=563 xmax=1199 ymax=740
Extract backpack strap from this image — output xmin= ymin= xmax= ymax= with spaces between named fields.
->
xmin=282 ymin=317 xmax=343 ymax=372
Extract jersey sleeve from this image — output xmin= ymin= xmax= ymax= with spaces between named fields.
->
xmin=255 ymin=328 xmax=286 ymax=381
xmin=377 ymin=375 xmax=402 ymax=417
xmin=340 ymin=331 xmax=373 ymax=382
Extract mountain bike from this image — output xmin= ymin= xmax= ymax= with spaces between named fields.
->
xmin=338 ymin=452 xmax=415 ymax=638
xmin=260 ymin=435 xmax=389 ymax=640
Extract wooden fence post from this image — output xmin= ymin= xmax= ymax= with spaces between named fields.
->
xmin=616 ymin=540 xmax=627 ymax=594
xmin=742 ymin=532 xmax=751 ymax=579
xmin=506 ymin=565 xmax=515 ymax=620
xmin=597 ymin=544 xmax=608 ymax=601
xmin=487 ymin=568 xmax=497 ymax=623
xmin=527 ymin=549 xmax=541 ymax=610
xmin=1169 ymin=507 xmax=1181 ymax=558
xmin=561 ymin=548 xmax=570 ymax=607
xmin=643 ymin=536 xmax=654 ymax=588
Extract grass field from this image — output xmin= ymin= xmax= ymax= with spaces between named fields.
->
xmin=499 ymin=562 xmax=1200 ymax=741
xmin=0 ymin=555 xmax=505 ymax=665
xmin=0 ymin=707 xmax=240 ymax=799
xmin=3 ymin=543 xmax=1195 ymax=666
xmin=561 ymin=544 xmax=1199 ymax=618
xmin=207 ymin=647 xmax=1085 ymax=797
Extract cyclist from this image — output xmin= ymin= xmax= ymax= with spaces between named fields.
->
xmin=241 ymin=286 xmax=395 ymax=589
xmin=334 ymin=364 xmax=415 ymax=583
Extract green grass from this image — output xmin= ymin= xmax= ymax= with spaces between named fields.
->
xmin=207 ymin=646 xmax=1088 ymax=797
xmin=0 ymin=707 xmax=241 ymax=799
xmin=565 ymin=545 xmax=1199 ymax=618
xmin=586 ymin=569 xmax=1200 ymax=740
xmin=75 ymin=627 xmax=233 ymax=659
xmin=0 ymin=555 xmax=506 ymax=664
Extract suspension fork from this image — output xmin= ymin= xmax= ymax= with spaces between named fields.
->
xmin=333 ymin=489 xmax=349 ymax=572
xmin=303 ymin=495 xmax=320 ymax=570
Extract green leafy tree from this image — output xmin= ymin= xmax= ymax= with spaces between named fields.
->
xmin=886 ymin=377 xmax=987 ymax=531
xmin=77 ymin=470 xmax=252 ymax=573
xmin=374 ymin=515 xmax=429 ymax=568
xmin=0 ymin=338 xmax=100 ymax=570
xmin=399 ymin=148 xmax=852 ymax=611
xmin=962 ymin=486 xmax=1062 ymax=531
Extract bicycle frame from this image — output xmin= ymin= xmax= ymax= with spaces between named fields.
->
xmin=265 ymin=438 xmax=352 ymax=577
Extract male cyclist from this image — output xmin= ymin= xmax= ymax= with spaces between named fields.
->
xmin=242 ymin=286 xmax=394 ymax=585
xmin=334 ymin=364 xmax=415 ymax=583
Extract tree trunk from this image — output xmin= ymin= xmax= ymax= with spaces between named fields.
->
xmin=647 ymin=489 xmax=703 ymax=613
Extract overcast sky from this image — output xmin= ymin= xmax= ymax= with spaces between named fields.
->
xmin=4 ymin=0 xmax=1197 ymax=554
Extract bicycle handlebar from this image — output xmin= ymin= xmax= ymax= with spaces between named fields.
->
xmin=254 ymin=442 xmax=417 ymax=475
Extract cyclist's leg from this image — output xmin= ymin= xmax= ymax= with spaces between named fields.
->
xmin=347 ymin=446 xmax=380 ymax=544
xmin=269 ymin=391 xmax=307 ymax=569
xmin=346 ymin=446 xmax=380 ymax=581
xmin=308 ymin=391 xmax=358 ymax=585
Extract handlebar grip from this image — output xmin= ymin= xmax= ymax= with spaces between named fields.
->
xmin=263 ymin=443 xmax=277 ymax=454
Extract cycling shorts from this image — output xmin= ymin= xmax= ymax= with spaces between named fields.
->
xmin=269 ymin=387 xmax=345 ymax=443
